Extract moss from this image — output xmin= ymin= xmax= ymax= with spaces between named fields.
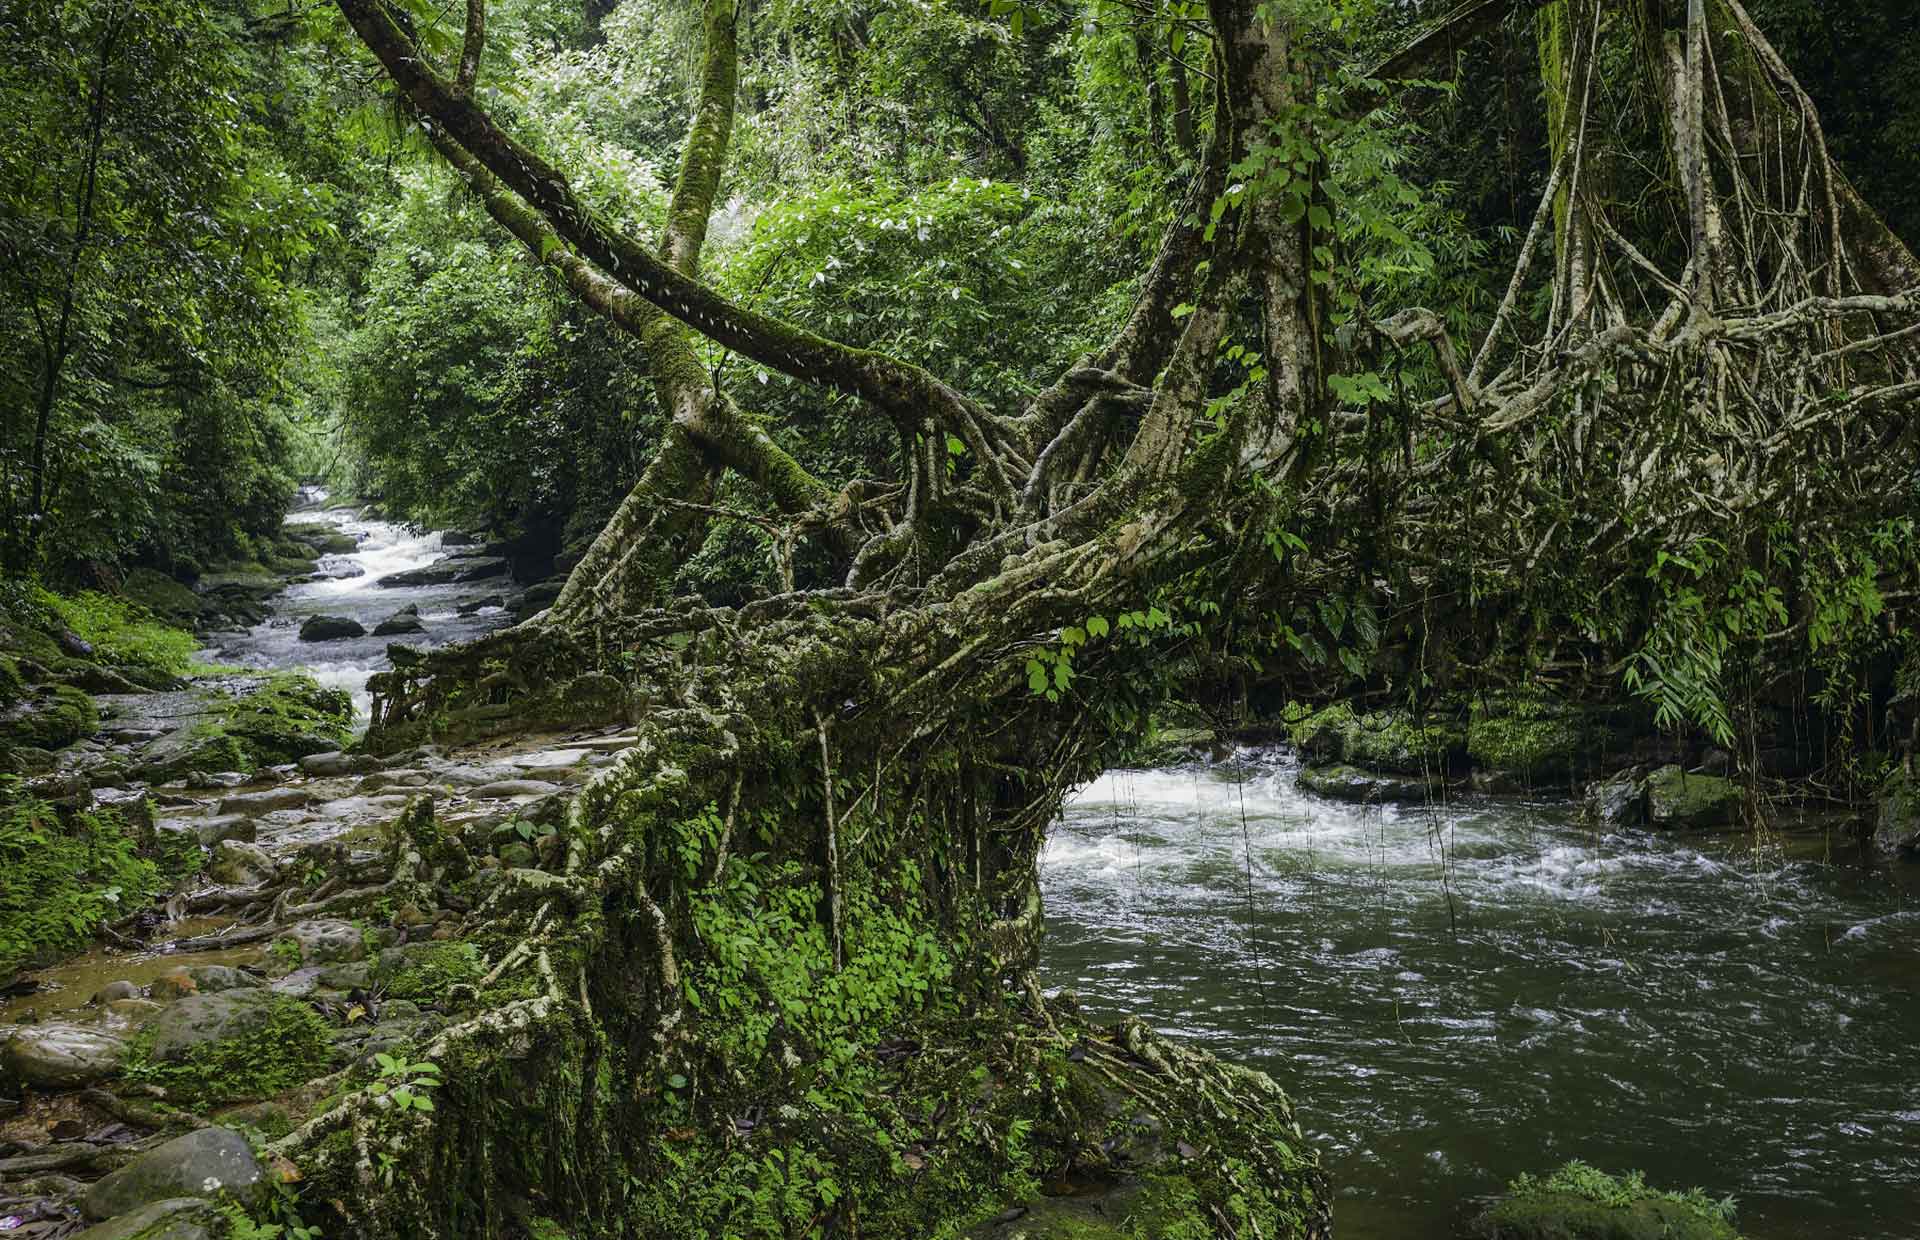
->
xmin=218 ymin=673 xmax=353 ymax=765
xmin=1474 ymin=1161 xmax=1743 ymax=1240
xmin=121 ymin=994 xmax=337 ymax=1106
xmin=1283 ymin=701 xmax=1463 ymax=774
xmin=1644 ymin=765 xmax=1741 ymax=829
xmin=39 ymin=587 xmax=196 ymax=675
xmin=0 ymin=655 xmax=22 ymax=707
xmin=1467 ymin=693 xmax=1592 ymax=784
xmin=0 ymin=796 xmax=164 ymax=976
xmin=377 ymin=942 xmax=483 ymax=1002
xmin=0 ymin=682 xmax=97 ymax=751
xmin=119 ymin=567 xmax=205 ymax=628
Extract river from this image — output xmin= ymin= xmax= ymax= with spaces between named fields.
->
xmin=1039 ymin=752 xmax=1920 ymax=1238
xmin=199 ymin=490 xmax=519 ymax=719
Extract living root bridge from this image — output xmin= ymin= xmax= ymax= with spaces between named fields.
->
xmin=298 ymin=597 xmax=1330 ymax=1237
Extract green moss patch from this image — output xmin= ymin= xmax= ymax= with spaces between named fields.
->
xmin=1283 ymin=702 xmax=1464 ymax=774
xmin=217 ymin=672 xmax=353 ymax=765
xmin=0 ymin=795 xmax=166 ymax=976
xmin=1474 ymin=1162 xmax=1743 ymax=1240
xmin=1467 ymin=692 xmax=1594 ymax=784
xmin=376 ymin=941 xmax=483 ymax=1002
xmin=1 ymin=682 xmax=98 ymax=752
xmin=40 ymin=587 xmax=197 ymax=676
xmin=122 ymin=993 xmax=337 ymax=1106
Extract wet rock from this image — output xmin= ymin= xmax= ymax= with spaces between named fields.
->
xmin=356 ymin=769 xmax=430 ymax=793
xmin=134 ymin=728 xmax=249 ymax=783
xmin=188 ymin=814 xmax=255 ymax=846
xmin=216 ymin=787 xmax=311 ymax=817
xmin=1295 ymin=764 xmax=1439 ymax=805
xmin=72 ymin=1198 xmax=227 ymax=1240
xmin=120 ymin=568 xmax=204 ymax=628
xmin=1874 ymin=767 xmax=1920 ymax=856
xmin=1644 ymin=765 xmax=1740 ymax=829
xmin=450 ymin=555 xmax=510 ymax=582
xmin=497 ymin=841 xmax=537 ymax=868
xmin=142 ymin=991 xmax=280 ymax=1062
xmin=299 ymin=749 xmax=380 ymax=777
xmin=457 ymin=595 xmax=505 ymax=615
xmin=468 ymin=779 xmax=562 ymax=800
xmin=0 ymin=1024 xmax=128 ymax=1089
xmin=276 ymin=918 xmax=366 ymax=965
xmin=298 ymin=613 xmax=366 ymax=642
xmin=441 ymin=529 xmax=482 ymax=547
xmin=373 ymin=604 xmax=427 ymax=637
xmin=317 ymin=962 xmax=372 ymax=990
xmin=97 ymin=998 xmax=165 ymax=1034
xmin=1585 ymin=770 xmax=1647 ymax=829
xmin=283 ymin=523 xmax=359 ymax=555
xmin=186 ymin=966 xmax=263 ymax=993
xmin=207 ymin=839 xmax=276 ymax=887
xmin=95 ymin=980 xmax=142 ymax=1003
xmin=82 ymin=1127 xmax=268 ymax=1220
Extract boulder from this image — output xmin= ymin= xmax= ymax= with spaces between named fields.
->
xmin=135 ymin=729 xmax=249 ymax=783
xmin=186 ymin=965 xmax=264 ymax=993
xmin=82 ymin=1127 xmax=268 ymax=1220
xmin=299 ymin=749 xmax=381 ymax=776
xmin=216 ymin=787 xmax=311 ymax=817
xmin=119 ymin=568 xmax=203 ymax=628
xmin=468 ymin=779 xmax=563 ymax=800
xmin=1468 ymin=1162 xmax=1742 ymax=1240
xmin=298 ymin=614 xmax=366 ymax=642
xmin=276 ymin=918 xmax=366 ymax=965
xmin=440 ymin=529 xmax=482 ymax=547
xmin=457 ymin=595 xmax=505 ymax=615
xmin=1874 ymin=767 xmax=1920 ymax=856
xmin=1585 ymin=770 xmax=1647 ymax=829
xmin=0 ymin=1024 xmax=128 ymax=1090
xmin=451 ymin=555 xmax=510 ymax=582
xmin=190 ymin=814 xmax=256 ymax=846
xmin=1295 ymin=764 xmax=1439 ymax=805
xmin=1644 ymin=765 xmax=1741 ymax=829
xmin=140 ymin=991 xmax=281 ymax=1063
xmin=72 ymin=1198 xmax=227 ymax=1240
xmin=207 ymin=839 xmax=276 ymax=886
xmin=375 ymin=562 xmax=462 ymax=588
xmin=373 ymin=604 xmax=426 ymax=637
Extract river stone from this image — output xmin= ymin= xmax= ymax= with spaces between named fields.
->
xmin=207 ymin=839 xmax=276 ymax=886
xmin=1585 ymin=770 xmax=1646 ymax=829
xmin=82 ymin=1127 xmax=268 ymax=1220
xmin=142 ymin=991 xmax=281 ymax=1062
xmin=356 ymin=769 xmax=430 ymax=792
xmin=468 ymin=779 xmax=561 ymax=800
xmin=1644 ymin=765 xmax=1740 ymax=829
xmin=1295 ymin=764 xmax=1438 ymax=805
xmin=187 ymin=965 xmax=264 ymax=993
xmin=149 ymin=969 xmax=200 ymax=1001
xmin=457 ymin=595 xmax=505 ymax=615
xmin=298 ymin=613 xmax=366 ymax=642
xmin=1874 ymin=767 xmax=1920 ymax=855
xmin=72 ymin=1198 xmax=227 ymax=1240
xmin=278 ymin=918 xmax=366 ymax=965
xmin=97 ymin=998 xmax=166 ymax=1034
xmin=96 ymin=980 xmax=142 ymax=1003
xmin=373 ymin=604 xmax=426 ymax=637
xmin=450 ymin=555 xmax=509 ymax=582
xmin=190 ymin=813 xmax=255 ymax=846
xmin=299 ymin=749 xmax=380 ymax=776
xmin=0 ymin=1023 xmax=128 ymax=1089
xmin=216 ymin=787 xmax=311 ymax=817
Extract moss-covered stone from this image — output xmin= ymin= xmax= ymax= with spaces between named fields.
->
xmin=219 ymin=672 xmax=353 ymax=764
xmin=1471 ymin=1162 xmax=1743 ymax=1239
xmin=0 ymin=682 xmax=98 ymax=752
xmin=1644 ymin=765 xmax=1741 ymax=829
xmin=120 ymin=568 xmax=205 ymax=629
xmin=1467 ymin=693 xmax=1594 ymax=786
xmin=1296 ymin=763 xmax=1439 ymax=804
xmin=1874 ymin=767 xmax=1920 ymax=854
xmin=121 ymin=991 xmax=336 ymax=1106
xmin=1283 ymin=702 xmax=1464 ymax=775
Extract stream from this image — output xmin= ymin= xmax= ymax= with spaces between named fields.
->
xmin=202 ymin=490 xmax=518 ymax=719
xmin=1039 ymin=753 xmax=1920 ymax=1239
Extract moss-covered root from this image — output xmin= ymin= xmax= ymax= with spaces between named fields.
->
xmin=1470 ymin=1162 xmax=1745 ymax=1240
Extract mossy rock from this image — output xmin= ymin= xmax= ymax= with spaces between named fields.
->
xmin=1283 ymin=702 xmax=1464 ymax=775
xmin=137 ymin=725 xmax=252 ymax=782
xmin=122 ymin=991 xmax=336 ymax=1105
xmin=0 ymin=683 xmax=98 ymax=752
xmin=1467 ymin=693 xmax=1595 ymax=786
xmin=1874 ymin=767 xmax=1920 ymax=854
xmin=220 ymin=673 xmax=353 ymax=765
xmin=1296 ymin=763 xmax=1439 ymax=804
xmin=0 ymin=654 xmax=23 ymax=707
xmin=375 ymin=941 xmax=483 ymax=1002
xmin=1644 ymin=765 xmax=1741 ymax=829
xmin=120 ymin=568 xmax=204 ymax=629
xmin=1471 ymin=1162 xmax=1743 ymax=1240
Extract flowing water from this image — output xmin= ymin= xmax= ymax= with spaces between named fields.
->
xmin=201 ymin=489 xmax=518 ymax=719
xmin=1039 ymin=752 xmax=1920 ymax=1239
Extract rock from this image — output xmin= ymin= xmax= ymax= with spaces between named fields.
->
xmin=451 ymin=555 xmax=510 ymax=582
xmin=375 ymin=562 xmax=462 ymax=588
xmin=97 ymin=998 xmax=165 ymax=1034
xmin=497 ymin=841 xmax=537 ymax=868
xmin=120 ymin=568 xmax=204 ymax=628
xmin=0 ymin=1024 xmax=128 ymax=1089
xmin=186 ymin=965 xmax=264 ymax=993
xmin=299 ymin=749 xmax=380 ymax=776
xmin=134 ymin=728 xmax=248 ymax=783
xmin=1295 ymin=764 xmax=1440 ymax=805
xmin=1874 ymin=767 xmax=1920 ymax=856
xmin=457 ymin=595 xmax=505 ymax=615
xmin=141 ymin=991 xmax=281 ymax=1062
xmin=282 ymin=523 xmax=359 ymax=555
xmin=298 ymin=613 xmax=366 ymax=642
xmin=356 ymin=769 xmax=429 ymax=792
xmin=95 ymin=980 xmax=142 ymax=1003
xmin=1468 ymin=1162 xmax=1741 ymax=1239
xmin=1644 ymin=764 xmax=1740 ymax=829
xmin=190 ymin=814 xmax=255 ymax=846
xmin=440 ymin=529 xmax=482 ymax=547
xmin=82 ymin=1127 xmax=268 ymax=1220
xmin=72 ymin=1198 xmax=226 ymax=1240
xmin=207 ymin=839 xmax=276 ymax=886
xmin=148 ymin=970 xmax=199 ymax=1001
xmin=317 ymin=962 xmax=372 ymax=990
xmin=468 ymin=779 xmax=562 ymax=800
xmin=1585 ymin=770 xmax=1647 ymax=829
xmin=216 ymin=787 xmax=311 ymax=817
xmin=373 ymin=604 xmax=427 ymax=637
xmin=277 ymin=918 xmax=366 ymax=965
